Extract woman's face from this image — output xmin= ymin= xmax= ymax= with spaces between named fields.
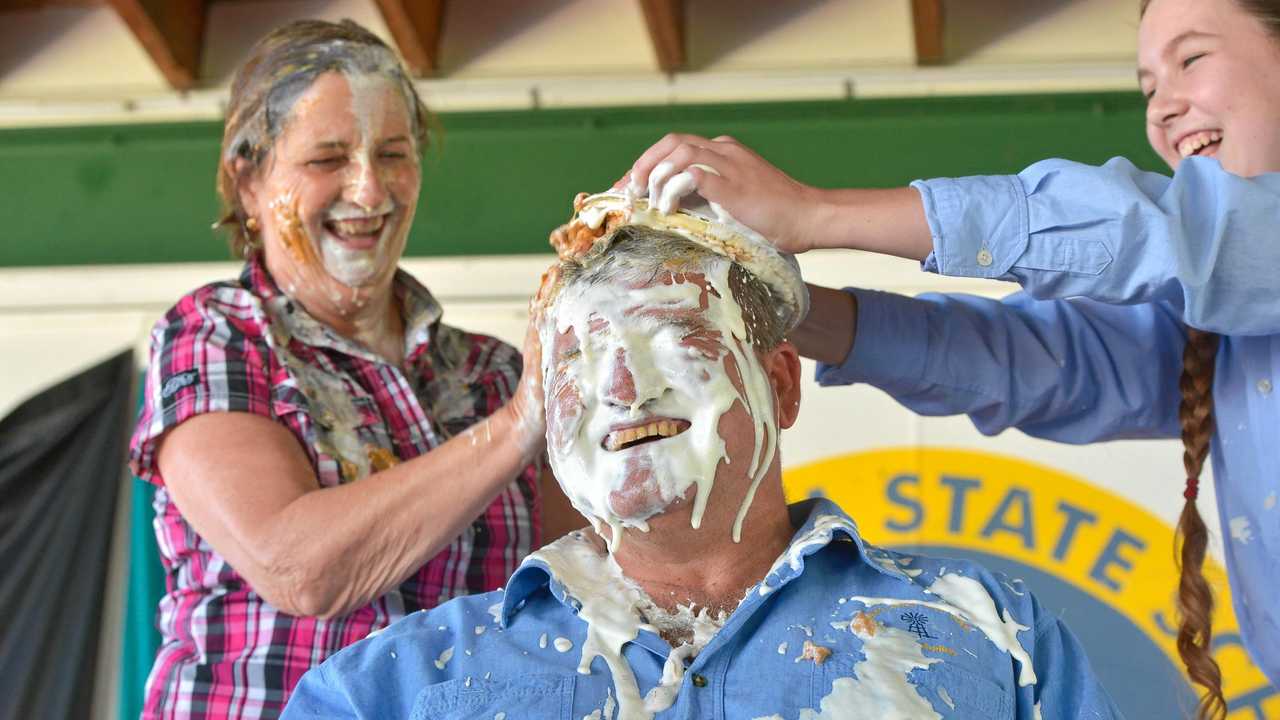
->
xmin=1140 ymin=0 xmax=1280 ymax=177
xmin=241 ymin=71 xmax=421 ymax=312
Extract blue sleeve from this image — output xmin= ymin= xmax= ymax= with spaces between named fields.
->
xmin=815 ymin=288 xmax=1186 ymax=443
xmin=1025 ymin=612 xmax=1125 ymax=719
xmin=912 ymin=155 xmax=1280 ymax=335
xmin=280 ymin=664 xmax=359 ymax=720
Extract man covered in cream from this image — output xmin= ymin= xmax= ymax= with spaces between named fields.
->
xmin=282 ymin=190 xmax=1123 ymax=720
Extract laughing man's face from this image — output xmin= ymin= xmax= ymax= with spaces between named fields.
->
xmin=542 ymin=261 xmax=779 ymax=539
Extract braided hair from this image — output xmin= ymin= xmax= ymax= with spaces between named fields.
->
xmin=1175 ymin=327 xmax=1225 ymax=720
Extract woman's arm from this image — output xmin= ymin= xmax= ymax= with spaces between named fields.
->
xmin=145 ymin=294 xmax=550 ymax=620
xmin=159 ymin=400 xmax=536 ymax=619
xmin=810 ymin=285 xmax=1187 ymax=443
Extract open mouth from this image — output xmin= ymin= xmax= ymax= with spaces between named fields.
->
xmin=1177 ymin=130 xmax=1222 ymax=159
xmin=602 ymin=419 xmax=691 ymax=452
xmin=324 ymin=214 xmax=388 ymax=245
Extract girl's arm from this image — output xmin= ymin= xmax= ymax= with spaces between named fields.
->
xmin=629 ymin=135 xmax=1280 ymax=335
xmin=912 ymin=155 xmax=1280 ymax=336
xmin=809 ymin=286 xmax=1187 ymax=443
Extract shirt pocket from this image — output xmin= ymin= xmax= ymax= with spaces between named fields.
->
xmin=817 ymin=653 xmax=1012 ymax=720
xmin=919 ymin=661 xmax=1014 ymax=720
xmin=409 ymin=674 xmax=574 ymax=720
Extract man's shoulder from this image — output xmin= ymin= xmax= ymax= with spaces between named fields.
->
xmin=323 ymin=591 xmax=505 ymax=671
xmin=864 ymin=545 xmax=1050 ymax=633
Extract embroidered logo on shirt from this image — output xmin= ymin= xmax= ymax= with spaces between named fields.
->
xmin=902 ymin=611 xmax=934 ymax=639
xmin=161 ymin=370 xmax=200 ymax=401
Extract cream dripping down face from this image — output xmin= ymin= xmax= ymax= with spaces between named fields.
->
xmin=541 ymin=254 xmax=779 ymax=551
xmin=246 ymin=70 xmax=420 ymax=309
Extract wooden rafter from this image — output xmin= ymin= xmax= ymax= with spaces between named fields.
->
xmin=911 ymin=0 xmax=945 ymax=66
xmin=0 ymin=0 xmax=103 ymax=11
xmin=372 ymin=0 xmax=445 ymax=77
xmin=638 ymin=0 xmax=684 ymax=73
xmin=105 ymin=0 xmax=206 ymax=90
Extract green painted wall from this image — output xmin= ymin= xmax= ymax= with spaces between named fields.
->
xmin=0 ymin=93 xmax=1163 ymax=267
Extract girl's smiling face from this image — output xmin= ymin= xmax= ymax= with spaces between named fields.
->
xmin=1140 ymin=0 xmax=1280 ymax=176
xmin=241 ymin=70 xmax=421 ymax=310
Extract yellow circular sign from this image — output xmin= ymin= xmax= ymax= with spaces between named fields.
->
xmin=783 ymin=447 xmax=1276 ymax=717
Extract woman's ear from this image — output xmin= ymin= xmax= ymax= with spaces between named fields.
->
xmin=765 ymin=341 xmax=802 ymax=429
xmin=233 ymin=156 xmax=261 ymax=216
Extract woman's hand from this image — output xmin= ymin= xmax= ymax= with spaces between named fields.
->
xmin=505 ymin=303 xmax=547 ymax=462
xmin=620 ymin=133 xmax=822 ymax=254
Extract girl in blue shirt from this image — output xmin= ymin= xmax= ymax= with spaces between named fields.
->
xmin=623 ymin=0 xmax=1280 ymax=717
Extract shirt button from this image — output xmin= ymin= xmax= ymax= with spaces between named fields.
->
xmin=976 ymin=248 xmax=993 ymax=267
xmin=1258 ymin=379 xmax=1273 ymax=396
xmin=691 ymin=674 xmax=707 ymax=688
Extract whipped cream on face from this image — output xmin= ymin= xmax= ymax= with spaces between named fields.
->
xmin=316 ymin=72 xmax=414 ymax=288
xmin=321 ymin=197 xmax=395 ymax=286
xmin=541 ymin=256 xmax=778 ymax=551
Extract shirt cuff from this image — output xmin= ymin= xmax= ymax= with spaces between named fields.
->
xmin=911 ymin=175 xmax=1029 ymax=279
xmin=815 ymin=288 xmax=929 ymax=391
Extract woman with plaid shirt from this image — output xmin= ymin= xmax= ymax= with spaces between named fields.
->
xmin=129 ymin=20 xmax=574 ymax=720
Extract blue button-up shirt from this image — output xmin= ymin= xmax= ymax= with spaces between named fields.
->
xmin=817 ymin=155 xmax=1280 ymax=688
xmin=282 ymin=499 xmax=1120 ymax=719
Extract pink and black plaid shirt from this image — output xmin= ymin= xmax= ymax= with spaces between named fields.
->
xmin=129 ymin=258 xmax=540 ymax=719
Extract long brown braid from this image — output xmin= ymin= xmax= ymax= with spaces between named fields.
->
xmin=1176 ymin=328 xmax=1226 ymax=720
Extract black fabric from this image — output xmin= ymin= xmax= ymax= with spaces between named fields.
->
xmin=0 ymin=349 xmax=135 ymax=720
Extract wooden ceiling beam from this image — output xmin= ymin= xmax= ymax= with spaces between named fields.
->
xmin=105 ymin=0 xmax=206 ymax=90
xmin=0 ymin=0 xmax=103 ymax=11
xmin=911 ymin=0 xmax=945 ymax=66
xmin=372 ymin=0 xmax=445 ymax=77
xmin=638 ymin=0 xmax=684 ymax=73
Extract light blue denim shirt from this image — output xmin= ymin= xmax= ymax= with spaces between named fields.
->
xmin=816 ymin=155 xmax=1280 ymax=689
xmin=282 ymin=499 xmax=1120 ymax=720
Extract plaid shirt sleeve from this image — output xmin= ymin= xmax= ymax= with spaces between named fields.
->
xmin=129 ymin=284 xmax=275 ymax=485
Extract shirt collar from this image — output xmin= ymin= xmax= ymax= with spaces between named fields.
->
xmin=240 ymin=256 xmax=443 ymax=362
xmin=499 ymin=497 xmax=913 ymax=626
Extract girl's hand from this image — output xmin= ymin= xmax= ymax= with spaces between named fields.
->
xmin=618 ymin=133 xmax=821 ymax=254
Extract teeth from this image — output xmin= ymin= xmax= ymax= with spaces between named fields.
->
xmin=604 ymin=420 xmax=685 ymax=451
xmin=1177 ymin=130 xmax=1222 ymax=158
xmin=330 ymin=216 xmax=385 ymax=235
